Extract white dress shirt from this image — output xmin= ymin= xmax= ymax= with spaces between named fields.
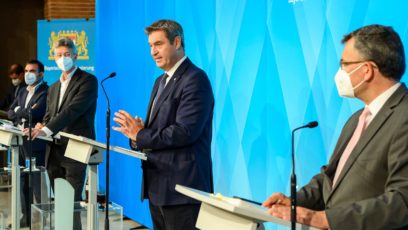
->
xmin=42 ymin=67 xmax=77 ymax=137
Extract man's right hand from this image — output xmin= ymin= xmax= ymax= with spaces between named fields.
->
xmin=22 ymin=127 xmax=46 ymax=140
xmin=34 ymin=122 xmax=44 ymax=129
xmin=262 ymin=192 xmax=291 ymax=208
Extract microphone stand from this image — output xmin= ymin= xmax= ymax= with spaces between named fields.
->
xmin=291 ymin=127 xmax=298 ymax=230
xmin=101 ymin=72 xmax=116 ymax=230
xmin=290 ymin=121 xmax=318 ymax=230
xmin=28 ymin=107 xmax=33 ymax=229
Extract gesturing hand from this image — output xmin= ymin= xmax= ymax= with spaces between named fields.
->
xmin=112 ymin=110 xmax=144 ymax=141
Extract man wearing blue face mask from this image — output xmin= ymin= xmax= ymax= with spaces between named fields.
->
xmin=24 ymin=37 xmax=98 ymax=230
xmin=8 ymin=59 xmax=48 ymax=227
xmin=263 ymin=25 xmax=408 ymax=229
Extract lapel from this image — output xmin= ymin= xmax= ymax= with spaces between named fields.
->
xmin=145 ymin=77 xmax=162 ymax=127
xmin=58 ymin=68 xmax=80 ymax=112
xmin=50 ymin=81 xmax=61 ymax=117
xmin=25 ymin=82 xmax=46 ymax=108
xmin=327 ymin=84 xmax=407 ymax=202
xmin=20 ymin=88 xmax=29 ymax=108
xmin=147 ymin=58 xmax=191 ymax=126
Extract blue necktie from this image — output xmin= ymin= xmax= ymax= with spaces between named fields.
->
xmin=149 ymin=74 xmax=169 ymax=120
xmin=155 ymin=73 xmax=169 ymax=100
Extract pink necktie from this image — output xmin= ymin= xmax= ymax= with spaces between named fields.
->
xmin=332 ymin=107 xmax=371 ymax=186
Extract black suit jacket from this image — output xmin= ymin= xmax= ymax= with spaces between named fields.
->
xmin=0 ymin=82 xmax=27 ymax=110
xmin=134 ymin=58 xmax=214 ymax=206
xmin=297 ymin=84 xmax=408 ymax=229
xmin=8 ymin=81 xmax=48 ymax=154
xmin=43 ymin=68 xmax=98 ymax=165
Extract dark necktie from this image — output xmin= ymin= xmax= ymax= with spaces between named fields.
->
xmin=155 ymin=73 xmax=169 ymax=100
xmin=150 ymin=74 xmax=169 ymax=119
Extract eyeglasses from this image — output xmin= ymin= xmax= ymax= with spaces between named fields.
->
xmin=339 ymin=60 xmax=367 ymax=70
xmin=340 ymin=60 xmax=379 ymax=71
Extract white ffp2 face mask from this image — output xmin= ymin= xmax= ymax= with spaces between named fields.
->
xmin=11 ymin=78 xmax=21 ymax=86
xmin=56 ymin=56 xmax=74 ymax=72
xmin=334 ymin=64 xmax=365 ymax=98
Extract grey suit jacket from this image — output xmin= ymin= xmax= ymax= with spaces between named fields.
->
xmin=297 ymin=83 xmax=408 ymax=230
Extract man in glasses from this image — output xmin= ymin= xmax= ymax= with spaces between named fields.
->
xmin=263 ymin=25 xmax=408 ymax=229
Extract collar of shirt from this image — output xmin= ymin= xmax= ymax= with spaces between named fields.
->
xmin=26 ymin=80 xmax=43 ymax=93
xmin=164 ymin=56 xmax=187 ymax=85
xmin=366 ymin=82 xmax=401 ymax=125
xmin=59 ymin=66 xmax=78 ymax=84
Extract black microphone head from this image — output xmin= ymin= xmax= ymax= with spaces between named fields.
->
xmin=307 ymin=121 xmax=318 ymax=128
xmin=108 ymin=72 xmax=116 ymax=78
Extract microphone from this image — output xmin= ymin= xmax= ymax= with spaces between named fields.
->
xmin=104 ymin=72 xmax=117 ymax=80
xmin=290 ymin=121 xmax=318 ymax=230
xmin=100 ymin=71 xmax=116 ymax=230
xmin=101 ymin=72 xmax=116 ymax=108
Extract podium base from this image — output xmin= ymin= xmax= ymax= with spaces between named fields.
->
xmin=31 ymin=202 xmax=123 ymax=230
xmin=196 ymin=203 xmax=264 ymax=230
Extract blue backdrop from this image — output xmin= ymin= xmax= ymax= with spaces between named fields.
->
xmin=95 ymin=0 xmax=408 ymax=229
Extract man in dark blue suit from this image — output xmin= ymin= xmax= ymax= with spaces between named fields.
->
xmin=113 ymin=19 xmax=214 ymax=230
xmin=8 ymin=59 xmax=48 ymax=227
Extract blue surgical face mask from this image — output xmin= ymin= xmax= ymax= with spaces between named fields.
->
xmin=24 ymin=72 xmax=38 ymax=86
xmin=56 ymin=56 xmax=74 ymax=72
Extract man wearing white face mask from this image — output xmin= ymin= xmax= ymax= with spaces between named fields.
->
xmin=263 ymin=25 xmax=408 ymax=229
xmin=0 ymin=64 xmax=26 ymax=111
xmin=24 ymin=37 xmax=98 ymax=230
xmin=8 ymin=59 xmax=48 ymax=227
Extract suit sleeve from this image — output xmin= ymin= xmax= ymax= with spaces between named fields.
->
xmin=7 ymin=95 xmax=19 ymax=122
xmin=45 ymin=75 xmax=98 ymax=134
xmin=13 ymin=90 xmax=47 ymax=122
xmin=42 ymin=87 xmax=53 ymax=125
xmin=325 ymin=115 xmax=408 ymax=229
xmin=136 ymin=71 xmax=214 ymax=150
xmin=296 ymin=173 xmax=326 ymax=210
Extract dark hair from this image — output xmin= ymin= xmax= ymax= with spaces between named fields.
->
xmin=342 ymin=24 xmax=405 ymax=81
xmin=26 ymin=59 xmax=45 ymax=73
xmin=145 ymin=19 xmax=185 ymax=49
xmin=9 ymin=64 xmax=24 ymax=75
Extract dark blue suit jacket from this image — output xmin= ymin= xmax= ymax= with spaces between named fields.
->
xmin=134 ymin=58 xmax=214 ymax=206
xmin=8 ymin=81 xmax=48 ymax=163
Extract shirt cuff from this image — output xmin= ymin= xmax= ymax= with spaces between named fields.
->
xmin=14 ymin=106 xmax=21 ymax=113
xmin=41 ymin=126 xmax=53 ymax=137
xmin=131 ymin=140 xmax=137 ymax=149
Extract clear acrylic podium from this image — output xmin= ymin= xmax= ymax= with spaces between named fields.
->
xmin=175 ymin=185 xmax=318 ymax=230
xmin=0 ymin=126 xmax=52 ymax=230
xmin=31 ymin=201 xmax=123 ymax=230
xmin=59 ymin=131 xmax=146 ymax=230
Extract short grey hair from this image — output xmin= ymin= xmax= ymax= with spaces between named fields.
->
xmin=145 ymin=19 xmax=185 ymax=49
xmin=54 ymin=37 xmax=77 ymax=55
